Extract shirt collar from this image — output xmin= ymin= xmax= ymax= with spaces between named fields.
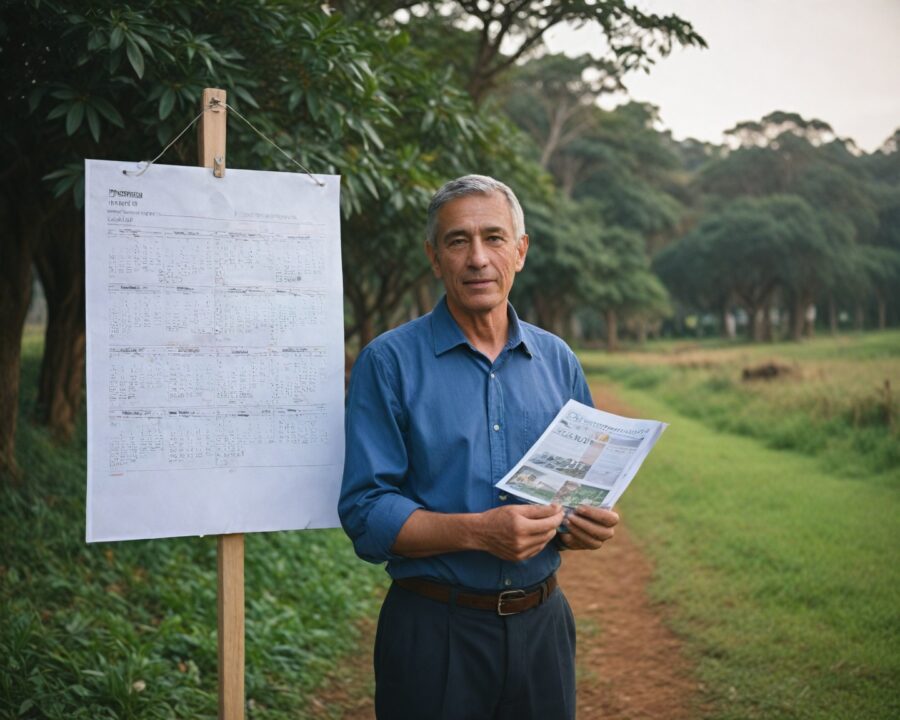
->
xmin=431 ymin=295 xmax=535 ymax=359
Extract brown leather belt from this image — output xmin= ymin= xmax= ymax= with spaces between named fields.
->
xmin=395 ymin=574 xmax=558 ymax=616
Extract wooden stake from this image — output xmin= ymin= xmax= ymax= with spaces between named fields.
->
xmin=217 ymin=533 xmax=245 ymax=720
xmin=199 ymin=88 xmax=227 ymax=177
xmin=199 ymin=87 xmax=245 ymax=720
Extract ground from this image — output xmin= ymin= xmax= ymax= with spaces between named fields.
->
xmin=309 ymin=385 xmax=702 ymax=720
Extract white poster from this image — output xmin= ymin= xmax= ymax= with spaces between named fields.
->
xmin=85 ymin=160 xmax=344 ymax=542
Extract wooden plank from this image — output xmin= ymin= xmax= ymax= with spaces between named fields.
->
xmin=198 ymin=87 xmax=245 ymax=720
xmin=217 ymin=533 xmax=245 ymax=720
xmin=199 ymin=87 xmax=227 ymax=177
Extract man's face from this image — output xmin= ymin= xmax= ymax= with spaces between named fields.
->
xmin=425 ymin=191 xmax=528 ymax=319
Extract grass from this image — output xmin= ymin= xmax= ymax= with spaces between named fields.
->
xmin=1 ymin=334 xmax=389 ymax=719
xmin=581 ymin=331 xmax=900 ymax=719
xmin=580 ymin=330 xmax=900 ymax=479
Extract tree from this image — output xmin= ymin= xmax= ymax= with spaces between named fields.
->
xmin=346 ymin=1 xmax=705 ymax=104
xmin=502 ymin=53 xmax=621 ymax=170
xmin=441 ymin=1 xmax=704 ymax=103
xmin=0 ymin=0 xmax=507 ymax=478
xmin=659 ymin=196 xmax=834 ymax=341
xmin=692 ymin=111 xmax=898 ymax=337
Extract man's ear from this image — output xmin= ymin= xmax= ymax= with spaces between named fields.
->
xmin=515 ymin=234 xmax=529 ymax=272
xmin=424 ymin=240 xmax=443 ymax=278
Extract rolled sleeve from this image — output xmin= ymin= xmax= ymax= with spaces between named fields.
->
xmin=338 ymin=346 xmax=422 ymax=564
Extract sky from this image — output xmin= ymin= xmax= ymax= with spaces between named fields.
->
xmin=542 ymin=0 xmax=900 ymax=153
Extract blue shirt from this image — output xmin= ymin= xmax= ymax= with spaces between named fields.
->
xmin=338 ymin=296 xmax=592 ymax=590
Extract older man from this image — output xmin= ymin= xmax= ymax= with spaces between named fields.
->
xmin=339 ymin=175 xmax=619 ymax=720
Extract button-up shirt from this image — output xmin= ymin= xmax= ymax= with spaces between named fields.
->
xmin=338 ymin=296 xmax=592 ymax=590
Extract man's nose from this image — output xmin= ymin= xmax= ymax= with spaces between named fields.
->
xmin=467 ymin=237 xmax=489 ymax=268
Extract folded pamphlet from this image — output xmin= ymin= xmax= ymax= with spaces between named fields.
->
xmin=495 ymin=399 xmax=667 ymax=510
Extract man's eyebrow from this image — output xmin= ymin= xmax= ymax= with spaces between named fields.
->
xmin=442 ymin=225 xmax=509 ymax=239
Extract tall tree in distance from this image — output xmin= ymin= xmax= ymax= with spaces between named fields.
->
xmin=367 ymin=1 xmax=705 ymax=104
xmin=503 ymin=53 xmax=621 ymax=170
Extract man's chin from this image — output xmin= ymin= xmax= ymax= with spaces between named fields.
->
xmin=452 ymin=297 xmax=504 ymax=315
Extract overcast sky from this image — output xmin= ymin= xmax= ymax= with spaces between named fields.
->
xmin=542 ymin=0 xmax=900 ymax=152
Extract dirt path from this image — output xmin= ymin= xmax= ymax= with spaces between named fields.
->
xmin=311 ymin=385 xmax=701 ymax=719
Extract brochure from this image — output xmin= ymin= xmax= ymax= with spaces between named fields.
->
xmin=495 ymin=399 xmax=667 ymax=509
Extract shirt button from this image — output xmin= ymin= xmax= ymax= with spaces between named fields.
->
xmin=504 ymin=578 xmax=512 ymax=587
xmin=490 ymin=372 xmax=495 ymax=379
xmin=499 ymin=494 xmax=508 ymax=501
xmin=493 ymin=424 xmax=500 ymax=431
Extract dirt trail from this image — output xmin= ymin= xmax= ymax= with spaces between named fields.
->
xmin=311 ymin=384 xmax=701 ymax=719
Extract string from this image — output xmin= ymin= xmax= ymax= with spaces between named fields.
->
xmin=122 ymin=106 xmax=207 ymax=177
xmin=122 ymin=97 xmax=326 ymax=186
xmin=222 ymin=100 xmax=325 ymax=187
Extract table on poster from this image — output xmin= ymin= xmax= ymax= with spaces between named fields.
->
xmin=85 ymin=160 xmax=344 ymax=542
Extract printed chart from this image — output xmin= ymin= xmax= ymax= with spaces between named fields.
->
xmin=85 ymin=160 xmax=344 ymax=541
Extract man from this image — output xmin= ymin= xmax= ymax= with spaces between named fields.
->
xmin=339 ymin=175 xmax=619 ymax=720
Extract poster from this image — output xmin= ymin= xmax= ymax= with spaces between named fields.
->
xmin=85 ymin=160 xmax=344 ymax=541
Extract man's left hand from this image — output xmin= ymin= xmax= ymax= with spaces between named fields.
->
xmin=557 ymin=506 xmax=619 ymax=551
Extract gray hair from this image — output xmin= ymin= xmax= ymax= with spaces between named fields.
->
xmin=425 ymin=174 xmax=526 ymax=248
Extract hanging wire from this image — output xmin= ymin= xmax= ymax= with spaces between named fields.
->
xmin=122 ymin=106 xmax=207 ymax=177
xmin=123 ymin=97 xmax=326 ymax=186
xmin=221 ymin=100 xmax=325 ymax=187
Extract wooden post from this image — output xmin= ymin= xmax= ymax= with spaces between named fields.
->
xmin=217 ymin=534 xmax=245 ymax=720
xmin=199 ymin=87 xmax=245 ymax=720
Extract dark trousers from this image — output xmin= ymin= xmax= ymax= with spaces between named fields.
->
xmin=374 ymin=580 xmax=576 ymax=720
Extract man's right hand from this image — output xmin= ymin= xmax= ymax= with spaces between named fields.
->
xmin=472 ymin=503 xmax=565 ymax=562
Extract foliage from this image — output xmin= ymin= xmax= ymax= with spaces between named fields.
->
xmin=0 ymin=335 xmax=388 ymax=718
xmin=676 ymin=111 xmax=900 ymax=336
xmin=379 ymin=0 xmax=706 ymax=102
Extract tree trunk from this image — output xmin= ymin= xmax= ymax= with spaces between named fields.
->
xmin=605 ymin=309 xmax=618 ymax=351
xmin=33 ymin=212 xmax=85 ymax=441
xmin=750 ymin=306 xmax=765 ymax=342
xmin=876 ymin=292 xmax=886 ymax=330
xmin=0 ymin=213 xmax=35 ymax=482
xmin=635 ymin=318 xmax=647 ymax=345
xmin=790 ymin=297 xmax=804 ymax=342
xmin=415 ymin=276 xmax=433 ymax=316
xmin=829 ymin=296 xmax=838 ymax=335
xmin=721 ymin=307 xmax=736 ymax=340
xmin=0 ymin=159 xmax=43 ymax=482
xmin=855 ymin=304 xmax=864 ymax=332
xmin=358 ymin=314 xmax=374 ymax=349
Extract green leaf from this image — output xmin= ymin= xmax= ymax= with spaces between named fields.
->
xmin=85 ymin=105 xmax=101 ymax=142
xmin=233 ymin=85 xmax=258 ymax=109
xmin=288 ymin=88 xmax=302 ymax=112
xmin=359 ymin=170 xmax=378 ymax=199
xmin=92 ymin=98 xmax=124 ymax=127
xmin=132 ymin=33 xmax=153 ymax=57
xmin=28 ymin=87 xmax=48 ymax=113
xmin=87 ymin=29 xmax=105 ymax=52
xmin=159 ymin=88 xmax=175 ymax=120
xmin=109 ymin=26 xmax=124 ymax=51
xmin=65 ymin=103 xmax=85 ymax=136
xmin=362 ymin=120 xmax=384 ymax=150
xmin=125 ymin=37 xmax=144 ymax=78
xmin=306 ymin=92 xmax=319 ymax=119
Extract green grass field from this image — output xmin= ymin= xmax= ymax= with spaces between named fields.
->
xmin=1 ymin=334 xmax=388 ymax=719
xmin=584 ymin=331 xmax=900 ymax=719
xmin=581 ymin=331 xmax=900 ymax=479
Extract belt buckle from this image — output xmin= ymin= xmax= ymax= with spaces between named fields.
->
xmin=497 ymin=588 xmax=526 ymax=616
